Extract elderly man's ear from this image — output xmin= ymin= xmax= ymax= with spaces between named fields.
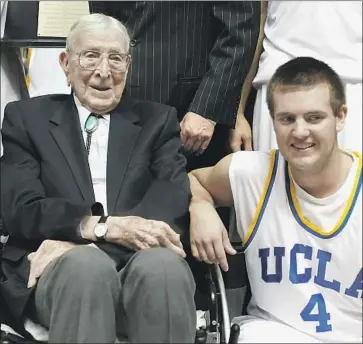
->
xmin=59 ymin=51 xmax=71 ymax=86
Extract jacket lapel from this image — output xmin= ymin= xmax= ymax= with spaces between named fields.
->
xmin=49 ymin=97 xmax=95 ymax=203
xmin=107 ymin=99 xmax=141 ymax=214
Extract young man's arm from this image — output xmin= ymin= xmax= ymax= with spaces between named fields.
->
xmin=188 ymin=155 xmax=236 ymax=271
xmin=230 ymin=0 xmax=268 ymax=152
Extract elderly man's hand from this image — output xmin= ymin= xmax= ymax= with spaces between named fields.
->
xmin=27 ymin=240 xmax=97 ymax=288
xmin=106 ymin=216 xmax=186 ymax=258
xmin=180 ymin=112 xmax=215 ymax=155
xmin=229 ymin=113 xmax=253 ymax=152
xmin=189 ymin=202 xmax=236 ymax=271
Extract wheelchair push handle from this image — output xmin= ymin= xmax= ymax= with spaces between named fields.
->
xmin=228 ymin=323 xmax=240 ymax=344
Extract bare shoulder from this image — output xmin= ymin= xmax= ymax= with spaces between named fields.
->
xmin=229 ymin=150 xmax=274 ymax=182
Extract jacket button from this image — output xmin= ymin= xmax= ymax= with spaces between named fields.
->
xmin=130 ymin=39 xmax=138 ymax=47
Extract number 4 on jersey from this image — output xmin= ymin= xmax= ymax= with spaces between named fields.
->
xmin=300 ymin=293 xmax=332 ymax=332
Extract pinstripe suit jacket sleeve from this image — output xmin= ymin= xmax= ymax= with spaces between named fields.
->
xmin=188 ymin=2 xmax=260 ymax=127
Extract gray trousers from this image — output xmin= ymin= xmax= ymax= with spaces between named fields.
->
xmin=29 ymin=246 xmax=196 ymax=343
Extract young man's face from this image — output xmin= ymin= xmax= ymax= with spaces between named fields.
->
xmin=272 ymin=83 xmax=346 ymax=174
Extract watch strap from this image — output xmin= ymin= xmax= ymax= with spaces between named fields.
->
xmin=98 ymin=216 xmax=108 ymax=224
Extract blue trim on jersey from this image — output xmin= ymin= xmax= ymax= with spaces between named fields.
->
xmin=243 ymin=150 xmax=280 ymax=250
xmin=285 ymin=163 xmax=362 ymax=239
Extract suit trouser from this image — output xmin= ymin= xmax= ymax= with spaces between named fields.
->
xmin=29 ymin=246 xmax=196 ymax=343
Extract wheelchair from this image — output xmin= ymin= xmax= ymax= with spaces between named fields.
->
xmin=0 ymin=218 xmax=249 ymax=344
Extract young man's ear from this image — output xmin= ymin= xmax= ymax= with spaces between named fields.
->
xmin=59 ymin=51 xmax=71 ymax=86
xmin=336 ymin=104 xmax=348 ymax=133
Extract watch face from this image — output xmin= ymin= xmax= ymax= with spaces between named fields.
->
xmin=94 ymin=223 xmax=108 ymax=238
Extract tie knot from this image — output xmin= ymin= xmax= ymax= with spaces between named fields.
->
xmin=85 ymin=113 xmax=103 ymax=133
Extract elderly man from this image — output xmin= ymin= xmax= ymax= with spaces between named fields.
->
xmin=1 ymin=13 xmax=196 ymax=343
xmin=188 ymin=57 xmax=362 ymax=342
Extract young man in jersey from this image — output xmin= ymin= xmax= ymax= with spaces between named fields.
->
xmin=188 ymin=56 xmax=362 ymax=343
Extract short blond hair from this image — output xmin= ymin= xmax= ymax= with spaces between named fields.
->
xmin=267 ymin=57 xmax=346 ymax=117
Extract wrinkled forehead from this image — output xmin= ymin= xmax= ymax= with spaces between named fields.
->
xmin=72 ymin=28 xmax=127 ymax=54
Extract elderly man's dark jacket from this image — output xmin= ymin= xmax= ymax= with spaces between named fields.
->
xmin=0 ymin=94 xmax=190 ymax=334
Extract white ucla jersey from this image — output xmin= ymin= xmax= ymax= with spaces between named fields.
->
xmin=229 ymin=150 xmax=362 ymax=343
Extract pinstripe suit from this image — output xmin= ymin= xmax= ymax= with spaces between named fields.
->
xmin=90 ymin=1 xmax=260 ymax=167
xmin=90 ymin=1 xmax=259 ymax=125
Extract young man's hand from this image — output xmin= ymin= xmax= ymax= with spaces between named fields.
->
xmin=189 ymin=201 xmax=236 ymax=271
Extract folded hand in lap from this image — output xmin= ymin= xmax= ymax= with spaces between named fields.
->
xmin=27 ymin=240 xmax=97 ymax=288
xmin=106 ymin=216 xmax=186 ymax=258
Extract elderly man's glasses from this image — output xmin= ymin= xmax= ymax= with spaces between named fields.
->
xmin=77 ymin=51 xmax=131 ymax=73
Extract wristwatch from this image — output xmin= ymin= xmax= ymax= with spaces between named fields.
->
xmin=94 ymin=216 xmax=108 ymax=240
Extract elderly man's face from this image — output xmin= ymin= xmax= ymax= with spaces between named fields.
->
xmin=60 ymin=28 xmax=130 ymax=114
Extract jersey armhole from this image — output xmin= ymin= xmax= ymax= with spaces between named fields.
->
xmin=241 ymin=150 xmax=280 ymax=250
